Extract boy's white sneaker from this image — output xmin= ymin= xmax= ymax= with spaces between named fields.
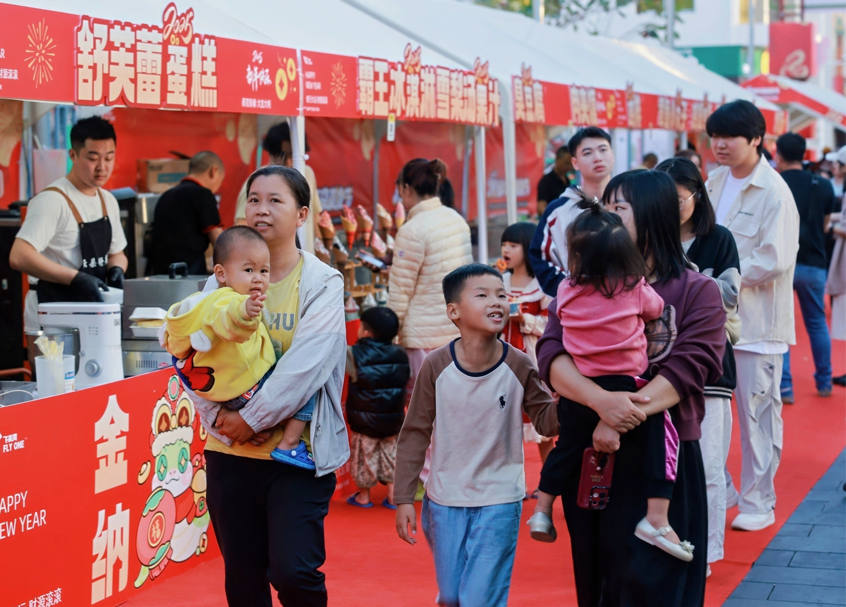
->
xmin=527 ymin=512 xmax=557 ymax=543
xmin=731 ymin=511 xmax=775 ymax=531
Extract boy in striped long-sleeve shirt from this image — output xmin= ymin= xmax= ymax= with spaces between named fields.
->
xmin=394 ymin=263 xmax=558 ymax=607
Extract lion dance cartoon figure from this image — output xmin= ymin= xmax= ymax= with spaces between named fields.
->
xmin=134 ymin=374 xmax=210 ymax=588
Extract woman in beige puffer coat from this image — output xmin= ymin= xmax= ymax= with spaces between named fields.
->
xmin=387 ymin=158 xmax=473 ymax=380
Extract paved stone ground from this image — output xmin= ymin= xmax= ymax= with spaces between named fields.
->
xmin=724 ymin=450 xmax=846 ymax=606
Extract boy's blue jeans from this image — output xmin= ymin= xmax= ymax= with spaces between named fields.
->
xmin=421 ymin=495 xmax=521 ymax=607
xmin=781 ymin=264 xmax=833 ymax=394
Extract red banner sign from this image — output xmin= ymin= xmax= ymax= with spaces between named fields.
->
xmin=769 ymin=22 xmax=817 ymax=81
xmin=0 ymin=2 xmax=298 ymax=115
xmin=0 ymin=4 xmax=77 ymax=103
xmin=0 ymin=371 xmax=218 ymax=607
xmin=301 ymin=51 xmax=358 ymax=118
xmin=356 ymin=44 xmax=500 ymax=127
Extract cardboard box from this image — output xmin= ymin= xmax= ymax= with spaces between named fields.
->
xmin=136 ymin=159 xmax=190 ymax=193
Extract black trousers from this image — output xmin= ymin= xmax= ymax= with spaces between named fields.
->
xmin=539 ymin=376 xmax=676 ymax=499
xmin=538 ymin=380 xmax=708 ymax=607
xmin=206 ymin=450 xmax=337 ymax=607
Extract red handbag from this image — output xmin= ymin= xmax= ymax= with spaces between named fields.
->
xmin=577 ymin=448 xmax=615 ymax=510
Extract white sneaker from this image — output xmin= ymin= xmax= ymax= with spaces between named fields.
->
xmin=726 ymin=483 xmax=739 ymax=509
xmin=527 ymin=512 xmax=557 ymax=543
xmin=731 ymin=511 xmax=775 ymax=531
xmin=635 ymin=518 xmax=694 ymax=562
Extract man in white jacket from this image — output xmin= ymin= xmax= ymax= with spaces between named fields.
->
xmin=705 ymin=100 xmax=800 ymax=532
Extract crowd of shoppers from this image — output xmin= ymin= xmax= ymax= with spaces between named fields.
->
xmin=171 ymin=97 xmax=842 ymax=607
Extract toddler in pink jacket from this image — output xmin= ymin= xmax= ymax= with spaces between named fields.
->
xmin=528 ymin=200 xmax=696 ymax=563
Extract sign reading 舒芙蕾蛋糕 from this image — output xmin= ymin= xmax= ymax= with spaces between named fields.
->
xmin=0 ymin=2 xmax=298 ymax=115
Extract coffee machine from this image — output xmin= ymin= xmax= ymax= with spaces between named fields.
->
xmin=37 ymin=302 xmax=124 ymax=389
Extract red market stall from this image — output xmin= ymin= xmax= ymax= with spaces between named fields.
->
xmin=0 ymin=4 xmax=337 ymax=606
xmin=743 ymin=74 xmax=846 ymax=159
xmin=513 ymin=68 xmax=788 ymax=178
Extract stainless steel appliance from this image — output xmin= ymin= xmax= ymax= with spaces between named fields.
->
xmin=111 ymin=188 xmax=161 ymax=279
xmin=122 ymin=265 xmax=208 ymax=377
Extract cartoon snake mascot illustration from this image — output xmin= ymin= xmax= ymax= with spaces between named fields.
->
xmin=134 ymin=375 xmax=210 ymax=588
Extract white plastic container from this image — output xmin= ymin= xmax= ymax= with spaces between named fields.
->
xmin=35 ymin=356 xmax=64 ymax=398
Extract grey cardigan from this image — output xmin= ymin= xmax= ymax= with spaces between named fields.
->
xmin=191 ymin=250 xmax=350 ymax=477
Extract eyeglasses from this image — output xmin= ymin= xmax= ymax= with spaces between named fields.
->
xmin=679 ymin=192 xmax=696 ymax=208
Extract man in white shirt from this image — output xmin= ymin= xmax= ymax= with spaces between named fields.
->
xmin=705 ymin=100 xmax=800 ymax=532
xmin=10 ymin=116 xmax=128 ymax=332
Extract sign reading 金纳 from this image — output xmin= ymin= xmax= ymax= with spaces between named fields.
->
xmin=0 ymin=370 xmax=219 ymax=607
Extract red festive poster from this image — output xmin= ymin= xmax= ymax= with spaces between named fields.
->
xmin=216 ymin=38 xmax=299 ymax=116
xmin=0 ymin=3 xmax=77 ymax=103
xmin=0 ymin=371 xmax=219 ymax=607
xmin=0 ymin=2 xmax=299 ymax=116
xmin=302 ymin=51 xmax=358 ymax=119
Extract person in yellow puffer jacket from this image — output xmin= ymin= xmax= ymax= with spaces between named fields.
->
xmin=160 ymin=226 xmax=317 ymax=470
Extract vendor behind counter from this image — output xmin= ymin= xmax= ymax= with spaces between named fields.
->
xmin=10 ymin=116 xmax=128 ymax=333
xmin=145 ymin=151 xmax=225 ymax=276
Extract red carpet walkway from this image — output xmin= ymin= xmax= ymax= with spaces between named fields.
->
xmin=127 ymin=304 xmax=845 ymax=606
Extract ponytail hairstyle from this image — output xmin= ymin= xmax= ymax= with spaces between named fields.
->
xmin=566 ymin=195 xmax=648 ymax=298
xmin=397 ymin=158 xmax=448 ymax=198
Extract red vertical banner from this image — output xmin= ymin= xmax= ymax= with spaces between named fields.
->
xmin=769 ymin=22 xmax=817 ymax=80
xmin=215 ymin=39 xmax=299 ymax=115
xmin=0 ymin=3 xmax=76 ymax=103
xmin=302 ymin=51 xmax=358 ymax=118
xmin=0 ymin=371 xmax=219 ymax=607
xmin=541 ymin=82 xmax=571 ymax=126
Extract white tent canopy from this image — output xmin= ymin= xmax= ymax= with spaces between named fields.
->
xmin=9 ymin=0 xmax=278 ymax=46
xmin=342 ymin=0 xmax=780 ymax=110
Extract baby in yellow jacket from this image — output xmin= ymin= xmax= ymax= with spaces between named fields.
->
xmin=160 ymin=226 xmax=315 ymax=470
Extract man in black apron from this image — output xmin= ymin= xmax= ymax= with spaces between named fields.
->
xmin=10 ymin=116 xmax=128 ymax=332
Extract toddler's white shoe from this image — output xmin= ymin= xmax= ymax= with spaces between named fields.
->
xmin=635 ymin=518 xmax=694 ymax=562
xmin=527 ymin=512 xmax=557 ymax=543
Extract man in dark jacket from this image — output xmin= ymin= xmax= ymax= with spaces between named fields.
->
xmin=345 ymin=306 xmax=410 ymax=509
xmin=775 ymin=133 xmax=835 ymax=401
xmin=146 ymin=151 xmax=225 ymax=275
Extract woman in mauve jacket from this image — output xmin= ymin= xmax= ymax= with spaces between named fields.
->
xmin=537 ymin=169 xmax=725 ymax=607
